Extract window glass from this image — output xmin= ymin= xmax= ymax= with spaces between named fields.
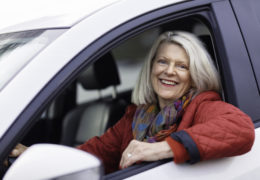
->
xmin=0 ymin=29 xmax=66 ymax=90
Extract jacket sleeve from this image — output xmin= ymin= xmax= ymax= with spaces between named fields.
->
xmin=169 ymin=100 xmax=255 ymax=164
xmin=77 ymin=105 xmax=136 ymax=174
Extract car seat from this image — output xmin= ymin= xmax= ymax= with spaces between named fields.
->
xmin=60 ymin=53 xmax=128 ymax=146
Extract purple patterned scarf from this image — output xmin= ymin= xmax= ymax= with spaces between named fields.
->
xmin=132 ymin=91 xmax=194 ymax=142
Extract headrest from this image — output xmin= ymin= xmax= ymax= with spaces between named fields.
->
xmin=78 ymin=53 xmax=120 ymax=90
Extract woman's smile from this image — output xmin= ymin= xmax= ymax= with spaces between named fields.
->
xmin=151 ymin=42 xmax=191 ymax=108
xmin=160 ymin=79 xmax=178 ymax=86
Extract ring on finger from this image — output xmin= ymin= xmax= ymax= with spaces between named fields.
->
xmin=127 ymin=153 xmax=132 ymax=158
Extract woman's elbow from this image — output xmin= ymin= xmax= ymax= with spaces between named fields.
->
xmin=239 ymin=117 xmax=255 ymax=154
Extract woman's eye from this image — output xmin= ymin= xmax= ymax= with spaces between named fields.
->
xmin=177 ymin=64 xmax=188 ymax=69
xmin=157 ymin=59 xmax=167 ymax=64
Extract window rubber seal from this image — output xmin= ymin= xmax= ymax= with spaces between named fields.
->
xmin=103 ymin=158 xmax=172 ymax=180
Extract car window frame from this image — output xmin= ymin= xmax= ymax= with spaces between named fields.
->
xmin=230 ymin=0 xmax=260 ymax=94
xmin=211 ymin=0 xmax=260 ymax=125
xmin=228 ymin=0 xmax=260 ymax=127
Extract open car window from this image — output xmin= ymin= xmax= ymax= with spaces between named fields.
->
xmin=19 ymin=14 xmax=219 ymax=177
xmin=76 ymin=28 xmax=159 ymax=104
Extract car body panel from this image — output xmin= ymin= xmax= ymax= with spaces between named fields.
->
xmin=126 ymin=128 xmax=260 ymax=179
xmin=0 ymin=0 xmax=120 ymax=34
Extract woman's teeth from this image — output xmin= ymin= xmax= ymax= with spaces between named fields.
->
xmin=161 ymin=79 xmax=176 ymax=85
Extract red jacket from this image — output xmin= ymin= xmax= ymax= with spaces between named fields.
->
xmin=77 ymin=91 xmax=255 ymax=173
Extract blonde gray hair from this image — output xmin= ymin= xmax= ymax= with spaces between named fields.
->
xmin=132 ymin=31 xmax=221 ymax=105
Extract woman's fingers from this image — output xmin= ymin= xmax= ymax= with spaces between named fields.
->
xmin=9 ymin=143 xmax=27 ymax=157
xmin=2 ymin=143 xmax=27 ymax=168
xmin=3 ymin=159 xmax=8 ymax=167
xmin=2 ymin=143 xmax=27 ymax=167
xmin=120 ymin=140 xmax=151 ymax=169
xmin=120 ymin=140 xmax=140 ymax=169
xmin=10 ymin=149 xmax=19 ymax=157
xmin=120 ymin=140 xmax=173 ymax=169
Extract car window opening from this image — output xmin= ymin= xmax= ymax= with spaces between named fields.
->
xmin=17 ymin=15 xmax=220 ymax=177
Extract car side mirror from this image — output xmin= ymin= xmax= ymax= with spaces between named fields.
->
xmin=3 ymin=144 xmax=103 ymax=180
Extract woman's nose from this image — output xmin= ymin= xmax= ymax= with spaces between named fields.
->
xmin=165 ymin=64 xmax=176 ymax=75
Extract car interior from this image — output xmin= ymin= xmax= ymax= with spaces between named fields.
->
xmin=18 ymin=15 xmax=218 ymax=175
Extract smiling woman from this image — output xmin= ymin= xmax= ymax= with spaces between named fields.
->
xmin=77 ymin=31 xmax=255 ymax=173
xmin=8 ymin=30 xmax=255 ymax=175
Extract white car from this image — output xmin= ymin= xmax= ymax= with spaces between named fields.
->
xmin=0 ymin=0 xmax=260 ymax=179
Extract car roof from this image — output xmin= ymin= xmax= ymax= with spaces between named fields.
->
xmin=0 ymin=0 xmax=120 ymax=34
xmin=0 ymin=0 xmax=187 ymax=35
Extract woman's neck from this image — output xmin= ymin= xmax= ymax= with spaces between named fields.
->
xmin=158 ymin=97 xmax=176 ymax=109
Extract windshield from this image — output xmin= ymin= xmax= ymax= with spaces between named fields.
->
xmin=0 ymin=29 xmax=66 ymax=90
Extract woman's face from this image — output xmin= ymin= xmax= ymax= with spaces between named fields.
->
xmin=151 ymin=42 xmax=192 ymax=108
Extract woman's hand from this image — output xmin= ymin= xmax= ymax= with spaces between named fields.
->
xmin=3 ymin=144 xmax=27 ymax=167
xmin=119 ymin=140 xmax=173 ymax=169
xmin=9 ymin=143 xmax=27 ymax=157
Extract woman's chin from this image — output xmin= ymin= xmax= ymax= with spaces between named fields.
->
xmin=158 ymin=95 xmax=177 ymax=104
xmin=157 ymin=91 xmax=179 ymax=101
